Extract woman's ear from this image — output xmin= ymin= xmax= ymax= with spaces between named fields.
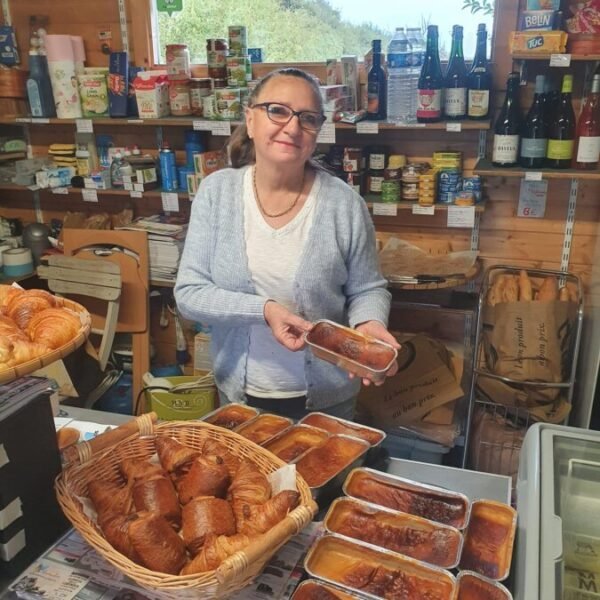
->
xmin=245 ymin=106 xmax=254 ymax=139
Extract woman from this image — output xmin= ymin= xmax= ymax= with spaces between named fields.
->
xmin=175 ymin=67 xmax=399 ymax=421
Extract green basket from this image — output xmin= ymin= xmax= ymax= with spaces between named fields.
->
xmin=145 ymin=375 xmax=217 ymax=421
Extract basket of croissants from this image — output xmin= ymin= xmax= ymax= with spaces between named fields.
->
xmin=55 ymin=412 xmax=318 ymax=599
xmin=0 ymin=285 xmax=91 ymax=383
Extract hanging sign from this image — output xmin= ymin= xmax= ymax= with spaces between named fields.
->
xmin=156 ymin=0 xmax=182 ymax=16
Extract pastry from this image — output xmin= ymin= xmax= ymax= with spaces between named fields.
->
xmin=234 ymin=490 xmax=299 ymax=536
xmin=131 ymin=476 xmax=182 ymax=528
xmin=518 ymin=270 xmax=533 ymax=301
xmin=201 ymin=438 xmax=241 ymax=478
xmin=155 ymin=436 xmax=200 ymax=474
xmin=227 ymin=459 xmax=271 ymax=505
xmin=181 ymin=496 xmax=236 ymax=555
xmin=205 ymin=405 xmax=257 ymax=429
xmin=536 ymin=276 xmax=559 ymax=301
xmin=178 ymin=455 xmax=230 ymax=504
xmin=235 ymin=414 xmax=291 ymax=445
xmin=181 ymin=533 xmax=250 ymax=574
xmin=26 ymin=307 xmax=82 ymax=349
xmin=88 ymin=480 xmax=133 ymax=522
xmin=300 ymin=413 xmax=383 ymax=446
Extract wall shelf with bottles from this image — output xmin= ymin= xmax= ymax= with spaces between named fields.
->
xmin=474 ymin=158 xmax=600 ymax=181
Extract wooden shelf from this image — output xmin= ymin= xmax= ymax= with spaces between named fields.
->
xmin=474 ymin=158 xmax=600 ymax=180
xmin=0 ymin=183 xmax=191 ymax=199
xmin=334 ymin=120 xmax=490 ymax=131
xmin=511 ymin=52 xmax=600 ymax=61
xmin=366 ymin=198 xmax=486 ymax=213
xmin=0 ymin=152 xmax=26 ymax=162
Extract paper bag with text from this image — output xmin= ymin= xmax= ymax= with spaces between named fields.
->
xmin=482 ymin=300 xmax=578 ymax=383
xmin=357 ymin=334 xmax=464 ymax=429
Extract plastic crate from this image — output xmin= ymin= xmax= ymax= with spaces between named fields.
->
xmin=382 ymin=432 xmax=451 ymax=464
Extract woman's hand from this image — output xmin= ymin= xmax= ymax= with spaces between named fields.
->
xmin=264 ymin=301 xmax=313 ymax=351
xmin=354 ymin=320 xmax=401 ymax=386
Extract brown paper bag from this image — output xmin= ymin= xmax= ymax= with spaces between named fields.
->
xmin=482 ymin=300 xmax=578 ymax=383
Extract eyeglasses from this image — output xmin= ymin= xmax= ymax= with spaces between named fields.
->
xmin=252 ymin=102 xmax=326 ymax=132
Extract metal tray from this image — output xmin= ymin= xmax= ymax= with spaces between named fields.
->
xmin=263 ymin=424 xmax=330 ymax=463
xmin=459 ymin=499 xmax=517 ymax=581
xmin=304 ymin=319 xmax=397 ymax=384
xmin=304 ymin=533 xmax=456 ymax=600
xmin=294 ymin=434 xmax=370 ymax=503
xmin=343 ymin=467 xmax=470 ymax=529
xmin=291 ymin=578 xmax=364 ymax=600
xmin=233 ymin=413 xmax=293 ymax=446
xmin=323 ymin=496 xmax=464 ymax=570
xmin=201 ymin=403 xmax=260 ymax=430
xmin=456 ymin=571 xmax=513 ymax=600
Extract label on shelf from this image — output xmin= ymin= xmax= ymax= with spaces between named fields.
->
xmin=193 ymin=120 xmax=213 ymax=131
xmin=525 ymin=171 xmax=543 ymax=181
xmin=27 ymin=185 xmax=40 ymax=191
xmin=356 ymin=121 xmax=378 ymax=134
xmin=447 ymin=206 xmax=475 ymax=228
xmin=127 ymin=119 xmax=144 ymax=124
xmin=550 ymin=53 xmax=571 ymax=67
xmin=211 ymin=121 xmax=232 ymax=136
xmin=412 ymin=204 xmax=435 ymax=215
xmin=30 ymin=118 xmax=49 ymax=124
xmin=134 ymin=183 xmax=145 ymax=192
xmin=446 ymin=122 xmax=462 ymax=133
xmin=51 ymin=187 xmax=69 ymax=195
xmin=14 ymin=117 xmax=31 ymax=123
xmin=317 ymin=122 xmax=336 ymax=144
xmin=76 ymin=119 xmax=94 ymax=133
xmin=161 ymin=192 xmax=179 ymax=212
xmin=130 ymin=190 xmax=143 ymax=198
xmin=82 ymin=189 xmax=98 ymax=203
xmin=373 ymin=203 xmax=398 ymax=216
xmin=518 ymin=179 xmax=548 ymax=218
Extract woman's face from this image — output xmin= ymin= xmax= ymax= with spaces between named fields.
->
xmin=246 ymin=75 xmax=321 ymax=168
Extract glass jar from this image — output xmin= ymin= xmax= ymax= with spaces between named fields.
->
xmin=169 ymin=80 xmax=192 ymax=116
xmin=368 ymin=145 xmax=387 ymax=171
xmin=367 ymin=169 xmax=385 ymax=194
xmin=190 ymin=78 xmax=212 ymax=116
xmin=166 ymin=44 xmax=190 ymax=81
xmin=207 ymin=39 xmax=228 ymax=79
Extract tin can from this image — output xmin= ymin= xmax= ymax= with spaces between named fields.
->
xmin=202 ymin=94 xmax=216 ymax=119
xmin=381 ymin=180 xmax=400 ymax=203
xmin=401 ymin=165 xmax=421 ymax=201
xmin=367 ymin=169 xmax=384 ymax=194
xmin=228 ymin=26 xmax=247 ymax=57
xmin=165 ymin=44 xmax=190 ymax=81
xmin=159 ymin=148 xmax=178 ymax=191
xmin=190 ymin=78 xmax=212 ymax=116
xmin=245 ymin=55 xmax=253 ymax=81
xmin=169 ymin=80 xmax=192 ymax=116
xmin=227 ymin=56 xmax=249 ymax=87
xmin=212 ymin=78 xmax=227 ymax=89
xmin=206 ymin=38 xmax=228 ymax=79
xmin=215 ymin=88 xmax=241 ymax=120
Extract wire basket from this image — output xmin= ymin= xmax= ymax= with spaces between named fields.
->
xmin=55 ymin=413 xmax=318 ymax=599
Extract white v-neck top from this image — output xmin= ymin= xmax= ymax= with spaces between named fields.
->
xmin=243 ymin=167 xmax=320 ymax=397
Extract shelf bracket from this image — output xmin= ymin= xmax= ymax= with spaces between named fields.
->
xmin=33 ymin=190 xmax=43 ymax=224
xmin=117 ymin=0 xmax=129 ymax=55
xmin=155 ymin=126 xmax=164 ymax=150
xmin=23 ymin=124 xmax=33 ymax=159
xmin=477 ymin=130 xmax=487 ymax=159
xmin=1 ymin=0 xmax=11 ymax=25
xmin=560 ymin=178 xmax=578 ymax=273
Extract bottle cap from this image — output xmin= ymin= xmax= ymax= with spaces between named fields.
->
xmin=388 ymin=154 xmax=406 ymax=169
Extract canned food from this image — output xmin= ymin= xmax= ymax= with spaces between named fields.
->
xmin=169 ymin=80 xmax=192 ymax=116
xmin=401 ymin=165 xmax=421 ymax=201
xmin=190 ymin=78 xmax=212 ymax=116
xmin=384 ymin=166 xmax=401 ymax=180
xmin=212 ymin=78 xmax=227 ymax=89
xmin=206 ymin=38 xmax=228 ymax=79
xmin=215 ymin=88 xmax=242 ymax=120
xmin=227 ymin=56 xmax=250 ymax=88
xmin=343 ymin=147 xmax=364 ymax=172
xmin=368 ymin=146 xmax=387 ymax=171
xmin=455 ymin=191 xmax=475 ymax=206
xmin=245 ymin=56 xmax=253 ymax=81
xmin=166 ymin=44 xmax=190 ymax=80
xmin=202 ymin=94 xmax=216 ymax=118
xmin=381 ymin=180 xmax=400 ymax=203
xmin=367 ymin=170 xmax=384 ymax=194
xmin=228 ymin=26 xmax=248 ymax=57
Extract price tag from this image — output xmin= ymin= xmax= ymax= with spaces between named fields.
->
xmin=51 ymin=187 xmax=69 ymax=194
xmin=210 ymin=121 xmax=232 ymax=136
xmin=412 ymin=204 xmax=435 ymax=215
xmin=127 ymin=119 xmax=144 ymax=124
xmin=31 ymin=118 xmax=49 ymax=124
xmin=134 ymin=183 xmax=145 ymax=192
xmin=356 ymin=121 xmax=378 ymax=134
xmin=518 ymin=180 xmax=548 ymax=218
xmin=317 ymin=122 xmax=336 ymax=144
xmin=373 ymin=203 xmax=398 ymax=216
xmin=82 ymin=189 xmax=98 ymax=203
xmin=447 ymin=206 xmax=475 ymax=228
xmin=161 ymin=192 xmax=179 ymax=212
xmin=15 ymin=117 xmax=31 ymax=123
xmin=193 ymin=120 xmax=213 ymax=131
xmin=525 ymin=171 xmax=543 ymax=181
xmin=446 ymin=122 xmax=462 ymax=132
xmin=550 ymin=53 xmax=571 ymax=68
xmin=27 ymin=184 xmax=40 ymax=191
xmin=130 ymin=190 xmax=143 ymax=198
xmin=76 ymin=119 xmax=94 ymax=133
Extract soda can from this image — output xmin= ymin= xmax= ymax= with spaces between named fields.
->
xmin=159 ymin=148 xmax=178 ymax=191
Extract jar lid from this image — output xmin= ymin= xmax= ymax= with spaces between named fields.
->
xmin=388 ymin=154 xmax=406 ymax=169
xmin=166 ymin=44 xmax=188 ymax=50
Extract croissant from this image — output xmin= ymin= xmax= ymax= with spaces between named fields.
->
xmin=155 ymin=436 xmax=200 ymax=473
xmin=0 ymin=285 xmax=21 ymax=308
xmin=234 ymin=490 xmax=299 ymax=536
xmin=99 ymin=513 xmax=141 ymax=562
xmin=5 ymin=295 xmax=54 ymax=330
xmin=181 ymin=497 xmax=236 ymax=555
xmin=132 ymin=476 xmax=182 ymax=529
xmin=26 ymin=307 xmax=81 ymax=349
xmin=128 ymin=512 xmax=187 ymax=575
xmin=181 ymin=533 xmax=250 ymax=575
xmin=0 ymin=338 xmax=12 ymax=368
xmin=0 ymin=315 xmax=28 ymax=341
xmin=120 ymin=458 xmax=166 ymax=484
xmin=178 ymin=455 xmax=230 ymax=504
xmin=4 ymin=339 xmax=48 ymax=367
xmin=202 ymin=439 xmax=241 ymax=478
xmin=88 ymin=480 xmax=134 ymax=521
xmin=227 ymin=459 xmax=271 ymax=505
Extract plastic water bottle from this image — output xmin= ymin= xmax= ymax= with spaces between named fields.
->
xmin=110 ymin=152 xmax=125 ymax=188
xmin=387 ymin=28 xmax=414 ymax=123
xmin=407 ymin=27 xmax=426 ymax=122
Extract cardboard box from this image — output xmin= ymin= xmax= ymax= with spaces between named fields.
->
xmin=519 ymin=10 xmax=557 ymax=30
xmin=133 ymin=70 xmax=170 ymax=119
xmin=194 ymin=151 xmax=226 ymax=178
xmin=509 ymin=30 xmax=568 ymax=53
xmin=357 ymin=334 xmax=464 ymax=429
xmin=526 ymin=0 xmax=560 ymax=9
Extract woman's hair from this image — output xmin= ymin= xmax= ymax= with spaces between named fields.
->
xmin=227 ymin=67 xmax=324 ymax=168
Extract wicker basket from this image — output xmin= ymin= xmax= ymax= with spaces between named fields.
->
xmin=0 ymin=288 xmax=92 ymax=384
xmin=55 ymin=413 xmax=318 ymax=599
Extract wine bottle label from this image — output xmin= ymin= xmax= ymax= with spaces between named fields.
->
xmin=369 ymin=154 xmax=386 ymax=170
xmin=576 ymin=136 xmax=600 ymax=163
xmin=468 ymin=89 xmax=490 ymax=117
xmin=444 ymin=88 xmax=467 ymax=116
xmin=547 ymin=139 xmax=574 ymax=160
xmin=367 ymin=82 xmax=381 ymax=114
xmin=520 ymin=137 xmax=548 ymax=158
xmin=492 ymin=134 xmax=519 ymax=163
xmin=417 ymin=89 xmax=442 ymax=119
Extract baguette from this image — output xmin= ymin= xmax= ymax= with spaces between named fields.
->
xmin=487 ymin=274 xmax=505 ymax=307
xmin=518 ymin=270 xmax=533 ymax=301
xmin=559 ymin=286 xmax=569 ymax=302
xmin=502 ymin=275 xmax=519 ymax=303
xmin=536 ymin=276 xmax=558 ymax=301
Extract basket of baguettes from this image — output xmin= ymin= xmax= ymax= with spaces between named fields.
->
xmin=55 ymin=412 xmax=318 ymax=599
xmin=0 ymin=285 xmax=91 ymax=383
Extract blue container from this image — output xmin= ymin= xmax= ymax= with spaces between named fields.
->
xmin=109 ymin=52 xmax=129 ymax=118
xmin=159 ymin=148 xmax=178 ymax=191
xmin=184 ymin=130 xmax=204 ymax=170
xmin=178 ymin=167 xmax=193 ymax=190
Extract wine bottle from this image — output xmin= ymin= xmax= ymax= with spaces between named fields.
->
xmin=366 ymin=39 xmax=387 ymax=121
xmin=574 ymin=73 xmax=600 ymax=170
xmin=519 ymin=75 xmax=547 ymax=169
xmin=467 ymin=24 xmax=492 ymax=120
xmin=546 ymin=74 xmax=575 ymax=169
xmin=492 ymin=72 xmax=521 ymax=167
xmin=417 ymin=25 xmax=443 ymax=123
xmin=444 ymin=25 xmax=467 ymax=120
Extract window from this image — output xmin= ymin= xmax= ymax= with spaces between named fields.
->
xmin=152 ymin=0 xmax=495 ymax=65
